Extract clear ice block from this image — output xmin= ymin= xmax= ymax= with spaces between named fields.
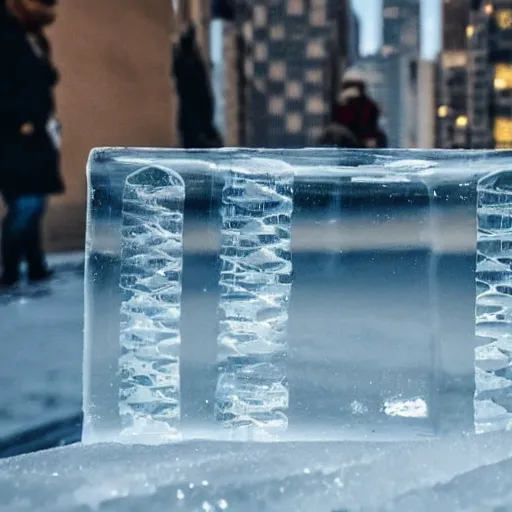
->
xmin=475 ymin=170 xmax=512 ymax=433
xmin=215 ymin=159 xmax=294 ymax=439
xmin=84 ymin=148 xmax=512 ymax=444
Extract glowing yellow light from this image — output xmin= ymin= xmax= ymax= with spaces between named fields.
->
xmin=494 ymin=118 xmax=512 ymax=144
xmin=496 ymin=10 xmax=512 ymax=29
xmin=466 ymin=25 xmax=475 ymax=38
xmin=438 ymin=105 xmax=448 ymax=118
xmin=494 ymin=64 xmax=512 ymax=90
xmin=455 ymin=115 xmax=468 ymax=128
xmin=484 ymin=3 xmax=494 ymax=15
xmin=495 ymin=78 xmax=507 ymax=89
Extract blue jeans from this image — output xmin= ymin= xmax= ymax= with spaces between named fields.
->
xmin=1 ymin=194 xmax=47 ymax=279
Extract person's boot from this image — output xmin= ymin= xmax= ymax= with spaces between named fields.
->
xmin=25 ymin=217 xmax=53 ymax=283
xmin=1 ymin=217 xmax=21 ymax=288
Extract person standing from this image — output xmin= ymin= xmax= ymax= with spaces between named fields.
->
xmin=0 ymin=0 xmax=63 ymax=287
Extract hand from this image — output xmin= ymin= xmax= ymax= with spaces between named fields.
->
xmin=20 ymin=122 xmax=35 ymax=136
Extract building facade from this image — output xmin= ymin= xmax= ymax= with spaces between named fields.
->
xmin=382 ymin=0 xmax=420 ymax=56
xmin=466 ymin=0 xmax=512 ymax=149
xmin=223 ymin=0 xmax=352 ymax=147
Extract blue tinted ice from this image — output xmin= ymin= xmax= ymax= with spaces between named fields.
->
xmin=84 ymin=148 xmax=512 ymax=445
xmin=475 ymin=170 xmax=512 ymax=433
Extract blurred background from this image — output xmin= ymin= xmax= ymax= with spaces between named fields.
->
xmin=39 ymin=0 xmax=512 ymax=253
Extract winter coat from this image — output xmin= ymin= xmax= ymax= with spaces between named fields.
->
xmin=173 ymin=31 xmax=222 ymax=149
xmin=0 ymin=8 xmax=64 ymax=196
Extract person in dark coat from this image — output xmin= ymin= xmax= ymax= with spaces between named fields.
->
xmin=0 ymin=0 xmax=63 ymax=286
xmin=173 ymin=24 xmax=222 ymax=149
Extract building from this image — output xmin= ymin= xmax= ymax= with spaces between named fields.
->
xmin=435 ymin=0 xmax=471 ymax=148
xmin=354 ymin=52 xmax=418 ymax=148
xmin=443 ymin=0 xmax=471 ymax=50
xmin=223 ymin=0 xmax=352 ymax=147
xmin=417 ymin=60 xmax=436 ymax=148
xmin=466 ymin=0 xmax=512 ymax=149
xmin=37 ymin=0 xmax=177 ymax=252
xmin=382 ymin=0 xmax=420 ymax=57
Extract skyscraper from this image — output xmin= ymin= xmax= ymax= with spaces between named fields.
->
xmin=467 ymin=0 xmax=512 ymax=148
xmin=435 ymin=1 xmax=470 ymax=148
xmin=223 ymin=0 xmax=352 ymax=147
xmin=382 ymin=0 xmax=420 ymax=56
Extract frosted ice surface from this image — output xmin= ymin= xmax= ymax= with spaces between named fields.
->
xmin=2 ymin=433 xmax=512 ymax=511
xmin=118 ymin=166 xmax=185 ymax=442
xmin=475 ymin=170 xmax=512 ymax=434
xmin=215 ymin=158 xmax=294 ymax=440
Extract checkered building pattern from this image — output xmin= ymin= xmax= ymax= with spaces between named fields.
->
xmin=225 ymin=0 xmax=344 ymax=147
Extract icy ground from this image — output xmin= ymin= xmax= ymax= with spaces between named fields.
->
xmin=1 ymin=433 xmax=512 ymax=511
xmin=0 ymin=253 xmax=83 ymax=440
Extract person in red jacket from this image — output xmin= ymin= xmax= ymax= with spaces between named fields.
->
xmin=327 ymin=71 xmax=387 ymax=149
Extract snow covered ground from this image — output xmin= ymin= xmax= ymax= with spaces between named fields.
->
xmin=1 ymin=432 xmax=512 ymax=511
xmin=0 ymin=253 xmax=83 ymax=440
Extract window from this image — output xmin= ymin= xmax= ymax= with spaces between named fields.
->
xmin=287 ymin=0 xmax=304 ymax=15
xmin=286 ymin=113 xmax=303 ymax=133
xmin=270 ymin=24 xmax=285 ymax=41
xmin=496 ymin=9 xmax=512 ymax=29
xmin=306 ymin=97 xmax=325 ymax=114
xmin=494 ymin=64 xmax=512 ymax=90
xmin=254 ymin=43 xmax=268 ymax=62
xmin=309 ymin=5 xmax=326 ymax=26
xmin=269 ymin=96 xmax=285 ymax=115
xmin=306 ymin=70 xmax=323 ymax=84
xmin=286 ymin=81 xmax=302 ymax=99
xmin=306 ymin=41 xmax=325 ymax=59
xmin=254 ymin=5 xmax=267 ymax=27
xmin=383 ymin=6 xmax=400 ymax=18
xmin=269 ymin=61 xmax=286 ymax=81
xmin=494 ymin=118 xmax=512 ymax=144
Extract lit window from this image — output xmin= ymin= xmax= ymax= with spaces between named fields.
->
xmin=494 ymin=64 xmax=512 ymax=90
xmin=270 ymin=24 xmax=285 ymax=40
xmin=287 ymin=0 xmax=304 ymax=15
xmin=466 ymin=25 xmax=475 ymax=38
xmin=254 ymin=43 xmax=268 ymax=62
xmin=306 ymin=41 xmax=325 ymax=59
xmin=438 ymin=106 xmax=449 ymax=118
xmin=286 ymin=81 xmax=302 ymax=99
xmin=484 ymin=3 xmax=494 ymax=16
xmin=269 ymin=61 xmax=286 ymax=81
xmin=383 ymin=6 xmax=400 ymax=18
xmin=496 ymin=9 xmax=512 ymax=29
xmin=310 ymin=5 xmax=326 ymax=26
xmin=306 ymin=97 xmax=325 ymax=114
xmin=455 ymin=115 xmax=468 ymax=128
xmin=306 ymin=70 xmax=323 ymax=84
xmin=286 ymin=113 xmax=303 ymax=133
xmin=269 ymin=96 xmax=285 ymax=115
xmin=254 ymin=5 xmax=267 ymax=27
xmin=494 ymin=118 xmax=512 ymax=144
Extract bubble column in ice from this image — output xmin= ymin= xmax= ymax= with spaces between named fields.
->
xmin=475 ymin=170 xmax=512 ymax=433
xmin=118 ymin=166 xmax=185 ymax=442
xmin=215 ymin=159 xmax=294 ymax=440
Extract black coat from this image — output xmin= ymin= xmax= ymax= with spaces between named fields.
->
xmin=0 ymin=9 xmax=64 ymax=196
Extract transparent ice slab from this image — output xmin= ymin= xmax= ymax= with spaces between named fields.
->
xmin=84 ymin=148 xmax=512 ymax=444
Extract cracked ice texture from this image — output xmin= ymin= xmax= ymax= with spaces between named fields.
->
xmin=118 ymin=166 xmax=185 ymax=442
xmin=475 ymin=170 xmax=512 ymax=434
xmin=215 ymin=158 xmax=294 ymax=440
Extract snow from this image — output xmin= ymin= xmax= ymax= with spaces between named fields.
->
xmin=0 ymin=253 xmax=83 ymax=439
xmin=1 ymin=432 xmax=512 ymax=511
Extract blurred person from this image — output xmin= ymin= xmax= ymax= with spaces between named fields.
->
xmin=321 ymin=69 xmax=387 ymax=149
xmin=0 ymin=0 xmax=63 ymax=287
xmin=173 ymin=24 xmax=222 ymax=149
